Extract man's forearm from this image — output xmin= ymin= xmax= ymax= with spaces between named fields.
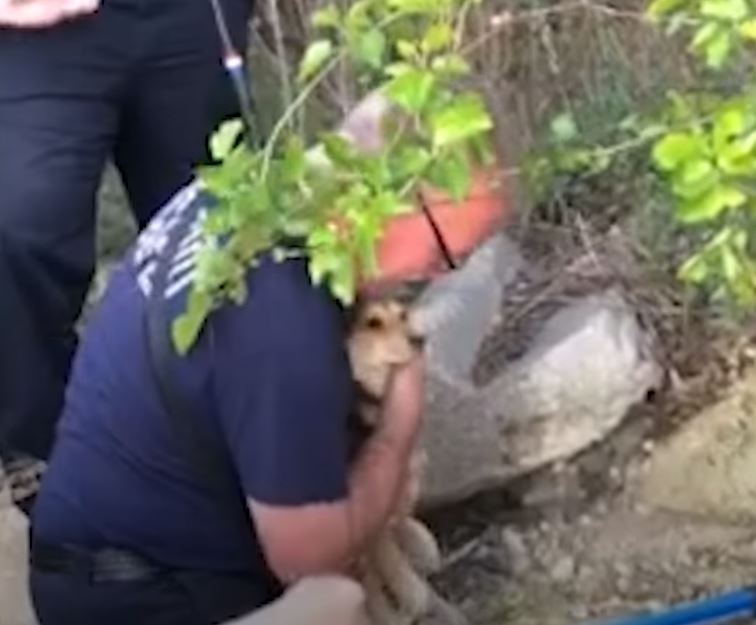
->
xmin=343 ymin=406 xmax=418 ymax=563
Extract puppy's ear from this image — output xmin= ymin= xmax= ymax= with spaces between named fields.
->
xmin=337 ymin=91 xmax=392 ymax=153
xmin=305 ymin=91 xmax=395 ymax=171
xmin=342 ymin=294 xmax=366 ymax=332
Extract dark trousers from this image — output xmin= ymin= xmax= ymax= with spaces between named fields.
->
xmin=0 ymin=0 xmax=252 ymax=461
xmin=30 ymin=567 xmax=277 ymax=625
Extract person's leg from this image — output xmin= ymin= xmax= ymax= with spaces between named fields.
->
xmin=29 ymin=569 xmax=203 ymax=625
xmin=0 ymin=11 xmax=131 ymax=465
xmin=114 ymin=0 xmax=254 ymax=229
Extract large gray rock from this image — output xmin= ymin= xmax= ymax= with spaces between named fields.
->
xmin=638 ymin=366 xmax=756 ymax=524
xmin=481 ymin=289 xmax=663 ymax=472
xmin=416 ymin=281 xmax=663 ymax=508
xmin=410 ymin=233 xmax=524 ymax=387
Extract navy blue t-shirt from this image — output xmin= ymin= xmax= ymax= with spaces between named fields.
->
xmin=32 ymin=181 xmax=354 ymax=580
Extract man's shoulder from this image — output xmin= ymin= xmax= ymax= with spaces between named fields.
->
xmin=127 ymin=179 xmax=210 ymax=303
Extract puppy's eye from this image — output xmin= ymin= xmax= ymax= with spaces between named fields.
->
xmin=366 ymin=316 xmax=383 ymax=329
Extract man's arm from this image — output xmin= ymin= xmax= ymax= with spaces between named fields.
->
xmin=249 ymin=356 xmax=425 ymax=584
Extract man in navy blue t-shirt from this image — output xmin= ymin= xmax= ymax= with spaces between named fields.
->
xmin=27 ymin=95 xmax=503 ymax=625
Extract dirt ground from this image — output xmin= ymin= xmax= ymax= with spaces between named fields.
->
xmin=425 ymin=410 xmax=756 ymax=625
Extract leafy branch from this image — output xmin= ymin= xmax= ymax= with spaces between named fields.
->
xmin=524 ymin=0 xmax=756 ymax=312
xmin=172 ymin=0 xmax=496 ymax=354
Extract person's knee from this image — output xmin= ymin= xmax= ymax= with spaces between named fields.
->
xmin=0 ymin=174 xmax=96 ymax=245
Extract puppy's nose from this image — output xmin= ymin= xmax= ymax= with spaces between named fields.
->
xmin=409 ymin=334 xmax=426 ymax=349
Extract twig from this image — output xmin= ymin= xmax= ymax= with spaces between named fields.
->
xmin=441 ymin=536 xmax=482 ymax=570
xmin=461 ymin=0 xmax=694 ymax=58
xmin=266 ymin=0 xmax=295 ymax=131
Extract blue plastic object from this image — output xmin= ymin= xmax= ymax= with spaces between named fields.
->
xmin=585 ymin=589 xmax=756 ymax=625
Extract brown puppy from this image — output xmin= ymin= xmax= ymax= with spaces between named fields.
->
xmin=345 ymin=299 xmax=442 ymax=625
xmin=347 ymin=298 xmax=423 ymax=429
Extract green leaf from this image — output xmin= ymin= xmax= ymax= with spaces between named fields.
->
xmin=678 ymin=250 xmax=711 ymax=284
xmin=281 ymin=135 xmax=306 ymax=182
xmin=717 ymin=136 xmax=756 ymax=174
xmin=721 ymin=243 xmax=742 ymax=283
xmin=713 ymin=105 xmax=747 ymax=148
xmin=652 ymin=132 xmax=706 ymax=171
xmin=676 ymin=184 xmax=746 ymax=223
xmin=431 ymin=54 xmax=471 ymax=76
xmin=385 ymin=69 xmax=436 ymax=113
xmin=321 ymin=132 xmax=359 ymax=167
xmin=384 ymin=61 xmax=415 ymax=77
xmin=647 ymin=0 xmax=688 ymax=18
xmin=421 ymin=23 xmax=454 ymax=53
xmin=550 ymin=112 xmax=579 ymax=142
xmin=345 ymin=0 xmax=373 ymax=31
xmin=428 ymin=150 xmax=472 ymax=201
xmin=671 ymin=158 xmax=718 ymax=198
xmin=387 ymin=0 xmax=443 ymax=14
xmin=210 ymin=119 xmax=244 ymax=161
xmin=392 ymin=145 xmax=432 ymax=180
xmin=353 ymin=28 xmax=386 ymax=69
xmin=700 ymin=0 xmax=748 ymax=20
xmin=171 ymin=290 xmax=212 ymax=355
xmin=691 ymin=21 xmax=719 ymax=49
xmin=329 ymin=255 xmax=357 ymax=305
xmin=689 ymin=21 xmax=735 ymax=67
xmin=430 ymin=94 xmax=493 ymax=148
xmin=298 ymin=39 xmax=334 ymax=82
xmin=312 ymin=4 xmax=341 ymax=29
xmin=739 ymin=18 xmax=756 ymax=40
xmin=396 ymin=40 xmax=419 ymax=60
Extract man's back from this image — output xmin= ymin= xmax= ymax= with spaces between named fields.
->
xmin=31 ymin=185 xmax=354 ymax=582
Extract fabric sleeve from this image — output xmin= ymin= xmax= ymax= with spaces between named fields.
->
xmin=209 ymin=258 xmax=353 ymax=507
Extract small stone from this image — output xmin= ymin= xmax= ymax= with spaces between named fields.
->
xmin=500 ymin=528 xmax=530 ymax=575
xmin=642 ymin=439 xmax=655 ymax=454
xmin=645 ymin=600 xmax=665 ymax=613
xmin=571 ymin=606 xmax=590 ymax=620
xmin=551 ymin=555 xmax=575 ymax=582
xmin=609 ymin=466 xmax=622 ymax=483
xmin=616 ymin=575 xmax=632 ymax=595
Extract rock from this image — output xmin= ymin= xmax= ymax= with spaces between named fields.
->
xmin=418 ymin=287 xmax=662 ymax=508
xmin=481 ymin=288 xmax=663 ymax=473
xmin=410 ymin=233 xmax=524 ymax=387
xmin=638 ymin=366 xmax=756 ymax=524
xmin=500 ymin=528 xmax=530 ymax=575
xmin=550 ymin=555 xmax=576 ymax=582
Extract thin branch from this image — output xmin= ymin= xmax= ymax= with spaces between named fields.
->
xmin=266 ymin=0 xmax=295 ymax=131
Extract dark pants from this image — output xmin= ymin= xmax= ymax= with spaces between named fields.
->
xmin=30 ymin=567 xmax=277 ymax=625
xmin=0 ymin=0 xmax=252 ymax=461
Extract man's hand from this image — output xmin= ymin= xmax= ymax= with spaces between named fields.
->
xmin=0 ymin=0 xmax=99 ymax=29
xmin=249 ymin=355 xmax=427 ymax=585
xmin=381 ymin=354 xmax=426 ymax=451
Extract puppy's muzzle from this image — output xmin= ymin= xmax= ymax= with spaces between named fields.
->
xmin=409 ymin=333 xmax=426 ymax=350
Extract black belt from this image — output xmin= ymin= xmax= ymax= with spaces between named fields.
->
xmin=30 ymin=538 xmax=166 ymax=583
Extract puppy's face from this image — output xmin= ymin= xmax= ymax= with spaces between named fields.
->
xmin=347 ymin=299 xmax=424 ymax=401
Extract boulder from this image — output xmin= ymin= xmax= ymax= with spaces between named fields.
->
xmin=638 ymin=366 xmax=756 ymax=524
xmin=416 ymin=278 xmax=663 ymax=508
